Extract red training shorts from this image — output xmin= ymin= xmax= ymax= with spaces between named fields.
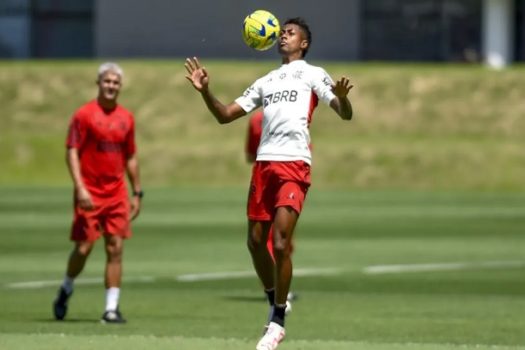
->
xmin=71 ymin=195 xmax=131 ymax=242
xmin=247 ymin=160 xmax=311 ymax=221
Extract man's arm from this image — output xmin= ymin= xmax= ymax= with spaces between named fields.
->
xmin=185 ymin=57 xmax=247 ymax=124
xmin=126 ymin=154 xmax=142 ymax=220
xmin=329 ymin=76 xmax=354 ymax=120
xmin=201 ymin=89 xmax=247 ymax=124
xmin=66 ymin=147 xmax=93 ymax=210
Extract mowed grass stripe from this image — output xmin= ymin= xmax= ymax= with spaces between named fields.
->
xmin=1 ymin=188 xmax=525 ymax=347
xmin=5 ymin=261 xmax=524 ymax=288
xmin=1 ymin=204 xmax=525 ymax=228
xmin=2 ymin=333 xmax=525 ymax=350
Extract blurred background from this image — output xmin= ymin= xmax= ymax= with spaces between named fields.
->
xmin=0 ymin=0 xmax=524 ymax=189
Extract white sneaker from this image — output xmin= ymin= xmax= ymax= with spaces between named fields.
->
xmin=256 ymin=322 xmax=285 ymax=350
xmin=265 ymin=305 xmax=275 ymax=329
xmin=285 ymin=300 xmax=292 ymax=315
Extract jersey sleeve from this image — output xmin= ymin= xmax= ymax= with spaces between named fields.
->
xmin=235 ymin=79 xmax=263 ymax=113
xmin=66 ymin=111 xmax=86 ymax=149
xmin=312 ymin=67 xmax=337 ymax=105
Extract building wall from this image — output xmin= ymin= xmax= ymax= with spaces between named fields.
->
xmin=0 ymin=0 xmax=519 ymax=61
xmin=95 ymin=0 xmax=361 ymax=60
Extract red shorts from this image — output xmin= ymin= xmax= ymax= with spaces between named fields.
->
xmin=71 ymin=195 xmax=131 ymax=242
xmin=247 ymin=161 xmax=311 ymax=221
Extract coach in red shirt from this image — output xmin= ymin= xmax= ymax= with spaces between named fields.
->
xmin=53 ymin=62 xmax=142 ymax=324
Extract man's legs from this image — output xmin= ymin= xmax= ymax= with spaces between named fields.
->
xmin=53 ymin=240 xmax=94 ymax=320
xmin=67 ymin=241 xmax=95 ymax=280
xmin=271 ymin=206 xmax=298 ymax=324
xmin=256 ymin=206 xmax=297 ymax=350
xmin=104 ymin=233 xmax=123 ymax=290
xmin=267 ymin=226 xmax=297 ymax=306
xmin=248 ymin=220 xmax=274 ymax=291
xmin=101 ymin=234 xmax=126 ymax=323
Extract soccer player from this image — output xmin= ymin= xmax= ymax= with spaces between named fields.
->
xmin=185 ymin=17 xmax=353 ymax=349
xmin=53 ymin=62 xmax=143 ymax=324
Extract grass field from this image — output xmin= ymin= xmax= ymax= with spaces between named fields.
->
xmin=1 ymin=187 xmax=524 ymax=349
xmin=1 ymin=61 xmax=525 ymax=189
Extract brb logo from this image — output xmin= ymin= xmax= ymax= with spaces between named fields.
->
xmin=263 ymin=90 xmax=298 ymax=107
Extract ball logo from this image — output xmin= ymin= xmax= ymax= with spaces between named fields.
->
xmin=242 ymin=10 xmax=280 ymax=51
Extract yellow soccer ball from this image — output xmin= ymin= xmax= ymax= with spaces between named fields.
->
xmin=242 ymin=10 xmax=280 ymax=51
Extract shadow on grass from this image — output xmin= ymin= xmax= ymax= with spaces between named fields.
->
xmin=222 ymin=295 xmax=266 ymax=303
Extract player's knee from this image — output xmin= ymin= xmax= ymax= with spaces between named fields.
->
xmin=75 ymin=242 xmax=94 ymax=257
xmin=272 ymin=237 xmax=291 ymax=259
xmin=105 ymin=243 xmax=123 ymax=261
xmin=247 ymin=234 xmax=265 ymax=253
xmin=106 ymin=248 xmax=122 ymax=263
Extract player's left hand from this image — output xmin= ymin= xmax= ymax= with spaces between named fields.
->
xmin=332 ymin=76 xmax=353 ymax=98
xmin=130 ymin=196 xmax=141 ymax=221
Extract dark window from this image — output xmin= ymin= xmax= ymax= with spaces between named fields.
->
xmin=31 ymin=0 xmax=94 ymax=57
xmin=517 ymin=0 xmax=525 ymax=61
xmin=361 ymin=0 xmax=481 ymax=61
xmin=0 ymin=0 xmax=30 ymax=57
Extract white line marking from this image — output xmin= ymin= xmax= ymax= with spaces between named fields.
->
xmin=4 ymin=268 xmax=340 ymax=289
xmin=7 ymin=261 xmax=523 ymax=289
xmin=176 ymin=267 xmax=341 ymax=282
xmin=363 ymin=260 xmax=525 ymax=275
xmin=5 ymin=276 xmax=155 ymax=289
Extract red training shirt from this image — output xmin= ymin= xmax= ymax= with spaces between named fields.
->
xmin=66 ymin=100 xmax=136 ymax=199
xmin=246 ymin=111 xmax=263 ymax=160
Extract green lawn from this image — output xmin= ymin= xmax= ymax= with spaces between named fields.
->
xmin=1 ymin=61 xmax=525 ymax=189
xmin=0 ymin=187 xmax=524 ymax=349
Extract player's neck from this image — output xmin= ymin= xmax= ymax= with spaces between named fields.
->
xmin=97 ymin=96 xmax=117 ymax=111
xmin=282 ymin=53 xmax=304 ymax=65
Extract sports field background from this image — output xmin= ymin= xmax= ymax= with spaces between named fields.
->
xmin=0 ymin=61 xmax=524 ymax=349
xmin=1 ymin=61 xmax=525 ymax=189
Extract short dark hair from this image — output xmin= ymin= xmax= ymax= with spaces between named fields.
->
xmin=284 ymin=17 xmax=312 ymax=57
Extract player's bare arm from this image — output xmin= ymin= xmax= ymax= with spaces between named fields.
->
xmin=66 ymin=148 xmax=94 ymax=211
xmin=126 ymin=154 xmax=142 ymax=220
xmin=185 ymin=57 xmax=246 ymax=124
xmin=330 ymin=76 xmax=354 ymax=120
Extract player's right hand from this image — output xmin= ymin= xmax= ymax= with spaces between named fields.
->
xmin=76 ymin=187 xmax=94 ymax=211
xmin=184 ymin=57 xmax=209 ymax=92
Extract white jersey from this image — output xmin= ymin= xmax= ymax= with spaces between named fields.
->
xmin=235 ymin=60 xmax=336 ymax=165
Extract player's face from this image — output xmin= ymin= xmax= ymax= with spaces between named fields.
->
xmin=278 ymin=24 xmax=308 ymax=57
xmin=97 ymin=71 xmax=122 ymax=102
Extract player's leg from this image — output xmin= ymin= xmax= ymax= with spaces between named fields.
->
xmin=268 ymin=225 xmax=297 ymax=308
xmin=66 ymin=240 xmax=95 ymax=281
xmin=255 ymin=207 xmax=297 ymax=350
xmin=266 ymin=226 xmax=275 ymax=260
xmin=247 ymin=162 xmax=276 ymax=306
xmin=100 ymin=198 xmax=129 ymax=323
xmin=248 ymin=220 xmax=274 ymax=301
xmin=257 ymin=161 xmax=309 ymax=349
xmin=101 ymin=233 xmax=126 ymax=323
xmin=53 ymin=240 xmax=95 ymax=320
xmin=271 ymin=206 xmax=298 ymax=324
xmin=54 ymin=205 xmax=100 ymax=321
